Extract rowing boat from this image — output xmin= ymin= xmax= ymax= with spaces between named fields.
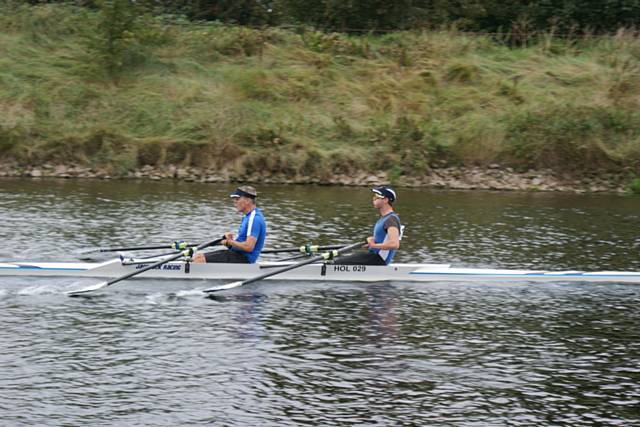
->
xmin=2 ymin=259 xmax=640 ymax=283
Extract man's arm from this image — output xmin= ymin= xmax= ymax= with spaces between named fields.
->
xmin=226 ymin=235 xmax=257 ymax=252
xmin=367 ymin=226 xmax=400 ymax=250
xmin=225 ymin=219 xmax=263 ymax=252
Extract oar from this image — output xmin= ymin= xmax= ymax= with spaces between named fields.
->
xmin=68 ymin=238 xmax=223 ymax=296
xmin=203 ymin=240 xmax=364 ymax=293
xmin=276 ymin=253 xmax=313 ymax=262
xmin=77 ymin=241 xmax=199 ymax=255
xmin=100 ymin=241 xmax=196 ymax=252
xmin=262 ymin=244 xmax=345 ymax=254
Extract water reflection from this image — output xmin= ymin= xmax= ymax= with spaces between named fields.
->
xmin=1 ymin=178 xmax=640 ymax=425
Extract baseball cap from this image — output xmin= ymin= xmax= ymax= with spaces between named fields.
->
xmin=230 ymin=185 xmax=257 ymax=199
xmin=372 ymin=186 xmax=397 ymax=203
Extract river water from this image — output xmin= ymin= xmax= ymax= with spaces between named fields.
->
xmin=1 ymin=178 xmax=639 ymax=426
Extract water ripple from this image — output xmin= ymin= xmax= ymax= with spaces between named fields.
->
xmin=1 ymin=180 xmax=640 ymax=425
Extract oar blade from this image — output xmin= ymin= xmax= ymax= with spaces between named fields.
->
xmin=67 ymin=281 xmax=109 ymax=296
xmin=203 ymin=281 xmax=244 ymax=293
xmin=75 ymin=247 xmax=100 ymax=256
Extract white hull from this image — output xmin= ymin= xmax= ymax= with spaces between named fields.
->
xmin=2 ymin=259 xmax=640 ymax=283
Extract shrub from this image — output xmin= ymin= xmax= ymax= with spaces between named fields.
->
xmin=0 ymin=2 xmax=89 ymax=40
xmin=180 ymin=24 xmax=266 ymax=60
xmin=0 ymin=126 xmax=23 ymax=156
xmin=504 ymin=105 xmax=640 ymax=172
xmin=300 ymin=29 xmax=371 ymax=58
xmin=85 ymin=0 xmax=172 ymax=77
xmin=137 ymin=139 xmax=164 ymax=166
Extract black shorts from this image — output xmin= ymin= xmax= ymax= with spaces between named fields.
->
xmin=204 ymin=250 xmax=249 ymax=264
xmin=333 ymin=252 xmax=386 ymax=266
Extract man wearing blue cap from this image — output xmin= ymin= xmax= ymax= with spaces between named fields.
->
xmin=334 ymin=186 xmax=402 ymax=265
xmin=193 ymin=185 xmax=267 ymax=264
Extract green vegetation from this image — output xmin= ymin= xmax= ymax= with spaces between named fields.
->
xmin=122 ymin=0 xmax=640 ymax=35
xmin=630 ymin=178 xmax=640 ymax=194
xmin=1 ymin=2 xmax=640 ymax=180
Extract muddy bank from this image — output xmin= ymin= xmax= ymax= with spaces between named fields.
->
xmin=0 ymin=162 xmax=634 ymax=194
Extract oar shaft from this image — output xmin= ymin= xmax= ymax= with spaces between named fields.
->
xmin=98 ymin=242 xmax=199 ymax=252
xmin=105 ymin=238 xmax=223 ymax=288
xmin=100 ymin=245 xmax=173 ymax=252
xmin=262 ymin=244 xmax=346 ymax=254
xmin=205 ymin=240 xmax=364 ymax=293
xmin=277 ymin=253 xmax=310 ymax=262
xmin=68 ymin=238 xmax=223 ymax=296
xmin=239 ymin=254 xmax=324 ymax=287
xmin=104 ymin=254 xmax=177 ymax=286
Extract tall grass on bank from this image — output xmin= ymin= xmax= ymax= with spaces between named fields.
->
xmin=1 ymin=2 xmax=640 ymax=182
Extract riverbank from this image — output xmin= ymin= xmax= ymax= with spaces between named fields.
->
xmin=1 ymin=3 xmax=640 ymax=191
xmin=1 ymin=162 xmax=633 ymax=193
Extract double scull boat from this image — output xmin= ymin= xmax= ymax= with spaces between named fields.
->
xmin=2 ymin=258 xmax=640 ymax=283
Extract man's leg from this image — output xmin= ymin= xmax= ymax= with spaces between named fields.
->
xmin=203 ymin=250 xmax=249 ymax=263
xmin=333 ymin=252 xmax=386 ymax=265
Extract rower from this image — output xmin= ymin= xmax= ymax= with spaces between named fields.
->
xmin=334 ymin=186 xmax=402 ymax=266
xmin=192 ymin=186 xmax=267 ymax=264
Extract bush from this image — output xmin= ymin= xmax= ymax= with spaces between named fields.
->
xmin=299 ymin=29 xmax=372 ymax=58
xmin=0 ymin=126 xmax=23 ymax=156
xmin=180 ymin=24 xmax=267 ymax=60
xmin=504 ymin=105 xmax=640 ymax=172
xmin=0 ymin=2 xmax=90 ymax=40
xmin=366 ymin=115 xmax=447 ymax=174
xmin=85 ymin=0 xmax=173 ymax=77
xmin=137 ymin=139 xmax=164 ymax=166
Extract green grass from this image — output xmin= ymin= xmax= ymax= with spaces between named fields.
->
xmin=1 ymin=2 xmax=640 ymax=180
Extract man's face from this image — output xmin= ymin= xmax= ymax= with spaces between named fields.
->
xmin=233 ymin=196 xmax=252 ymax=212
xmin=372 ymin=193 xmax=386 ymax=207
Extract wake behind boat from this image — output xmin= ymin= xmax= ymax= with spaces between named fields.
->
xmin=2 ymin=258 xmax=640 ymax=283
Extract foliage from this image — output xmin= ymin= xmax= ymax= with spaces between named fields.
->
xmin=2 ymin=2 xmax=640 ymax=181
xmin=277 ymin=0 xmax=640 ymax=34
xmin=504 ymin=106 xmax=640 ymax=172
xmin=276 ymin=0 xmax=432 ymax=32
xmin=179 ymin=24 xmax=268 ymax=60
xmin=630 ymin=178 xmax=640 ymax=194
xmin=151 ymin=0 xmax=277 ymax=25
xmin=85 ymin=0 xmax=174 ymax=77
xmin=299 ymin=29 xmax=371 ymax=58
xmin=14 ymin=0 xmax=640 ymax=34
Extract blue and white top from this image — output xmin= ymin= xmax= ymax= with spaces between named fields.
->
xmin=231 ymin=207 xmax=267 ymax=263
xmin=369 ymin=212 xmax=402 ymax=264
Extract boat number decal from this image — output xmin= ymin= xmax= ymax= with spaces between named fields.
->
xmin=333 ymin=265 xmax=367 ymax=272
xmin=135 ymin=264 xmax=182 ymax=271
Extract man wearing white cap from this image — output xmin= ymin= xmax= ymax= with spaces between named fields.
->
xmin=193 ymin=185 xmax=267 ymax=264
xmin=334 ymin=186 xmax=402 ymax=265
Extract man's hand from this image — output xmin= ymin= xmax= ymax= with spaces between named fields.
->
xmin=366 ymin=236 xmax=375 ymax=249
xmin=222 ymin=232 xmax=235 ymax=247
